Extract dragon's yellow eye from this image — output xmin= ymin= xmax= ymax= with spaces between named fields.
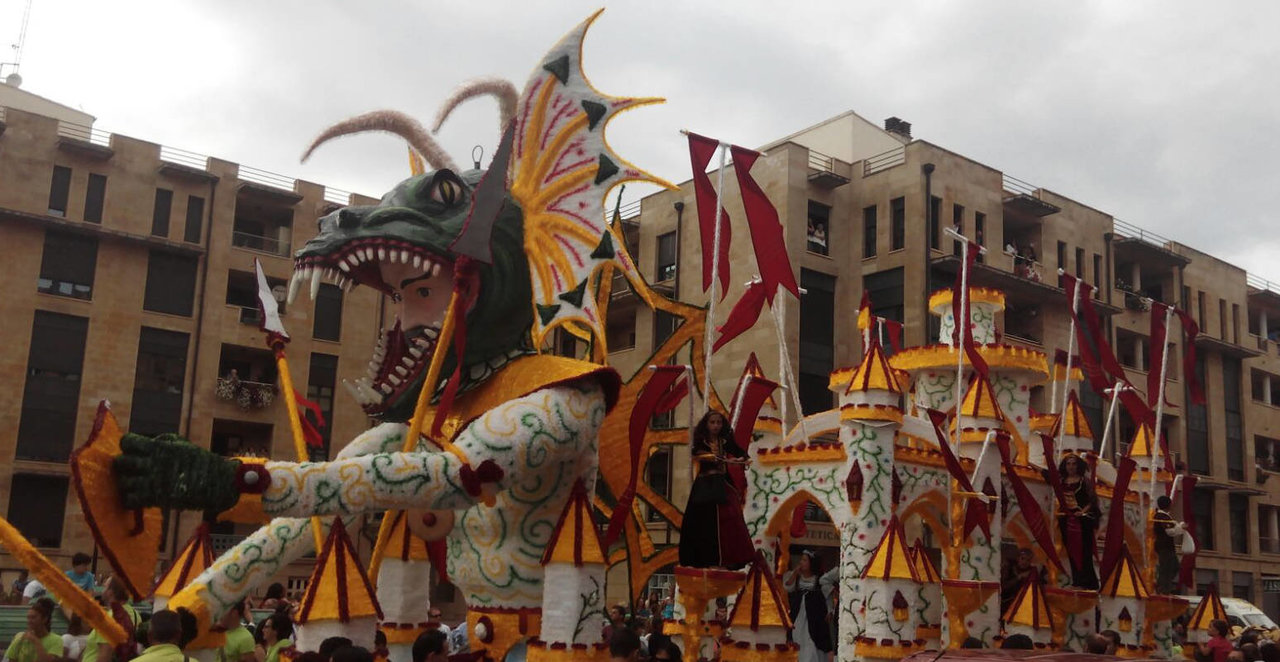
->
xmin=429 ymin=173 xmax=461 ymax=205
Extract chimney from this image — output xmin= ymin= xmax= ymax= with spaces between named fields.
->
xmin=884 ymin=117 xmax=911 ymax=140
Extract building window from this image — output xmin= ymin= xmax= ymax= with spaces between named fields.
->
xmin=1224 ymin=358 xmax=1244 ymax=481
xmin=1195 ymin=569 xmax=1219 ymax=597
xmin=1186 ymin=354 xmax=1210 ymax=474
xmin=646 ymin=448 xmax=672 ymax=522
xmin=1234 ymin=571 xmax=1255 ymax=602
xmin=313 ymin=284 xmax=344 ymax=342
xmin=1233 ymin=303 xmax=1241 ymax=344
xmin=1074 ymin=247 xmax=1084 ymax=278
xmin=974 ymin=212 xmax=985 ymax=262
xmin=6 ymin=475 xmax=69 ymax=548
xmin=48 ymin=166 xmax=71 ymax=217
xmin=84 ymin=174 xmax=107 ymax=224
xmin=143 ymin=250 xmax=198 ymax=317
xmin=152 ymin=189 xmax=173 ymax=237
xmin=1220 ymin=299 xmax=1228 ymax=339
xmin=16 ymin=311 xmax=89 ymax=462
xmin=37 ymin=230 xmax=97 ymax=300
xmin=862 ymin=205 xmax=877 ymax=258
xmin=607 ymin=309 xmax=637 ymax=351
xmin=185 ymin=195 xmax=205 ymax=243
xmin=1057 ymin=241 xmax=1067 ymax=276
xmin=656 ymin=231 xmax=677 ymax=282
xmin=225 ymin=269 xmax=287 ymax=325
xmin=232 ymin=193 xmax=294 ymax=256
xmin=928 ymin=196 xmax=941 ymax=250
xmin=1197 ymin=291 xmax=1207 ymax=330
xmin=307 ymin=353 xmax=338 ymax=458
xmin=799 ymin=269 xmax=836 ymax=415
xmin=1229 ymin=492 xmax=1250 ymax=554
xmin=865 ymin=267 xmax=905 ymax=330
xmin=654 ymin=310 xmax=680 ymax=349
xmin=1193 ymin=491 xmax=1215 ymax=551
xmin=806 ymin=201 xmax=830 ymax=256
xmin=951 ymin=204 xmax=965 ymax=256
xmin=1093 ymin=254 xmax=1103 ymax=296
xmin=129 ymin=328 xmax=190 ymax=438
xmin=889 ymin=197 xmax=905 ymax=251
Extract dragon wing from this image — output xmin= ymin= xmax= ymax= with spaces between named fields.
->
xmin=509 ymin=10 xmax=673 ymax=351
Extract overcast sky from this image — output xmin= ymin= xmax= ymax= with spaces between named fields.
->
xmin=5 ymin=1 xmax=1279 ymax=282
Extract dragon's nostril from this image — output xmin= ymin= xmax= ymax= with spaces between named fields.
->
xmin=337 ymin=208 xmax=363 ymax=229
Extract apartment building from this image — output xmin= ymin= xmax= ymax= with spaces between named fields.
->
xmin=610 ymin=110 xmax=1280 ymax=618
xmin=0 ymin=83 xmax=388 ymax=598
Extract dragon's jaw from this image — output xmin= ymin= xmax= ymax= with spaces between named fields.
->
xmin=290 ymin=237 xmax=453 ymax=417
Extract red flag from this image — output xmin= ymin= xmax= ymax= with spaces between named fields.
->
xmin=883 ymin=319 xmax=904 ymax=353
xmin=789 ymin=502 xmax=808 ymax=538
xmin=1178 ymin=473 xmax=1199 ymax=589
xmin=925 ymin=409 xmax=991 ymax=539
xmin=293 ymin=388 xmax=326 ymax=449
xmin=1062 ymin=274 xmax=1153 ymax=429
xmin=687 ymin=133 xmax=732 ymax=297
xmin=951 ymin=241 xmax=989 ymax=380
xmin=714 ymin=279 xmax=767 ymax=352
xmin=1148 ymin=302 xmax=1176 ymax=409
xmin=1174 ymin=308 xmax=1205 ymax=405
xmin=654 ymin=377 xmax=690 ymax=415
xmin=603 ymin=365 xmax=687 ymax=546
xmin=997 ymin=433 xmax=1066 ymax=574
xmin=729 ymin=375 xmax=779 ymax=451
xmin=729 ymin=145 xmax=799 ymax=303
xmin=1099 ymin=456 xmax=1137 ymax=580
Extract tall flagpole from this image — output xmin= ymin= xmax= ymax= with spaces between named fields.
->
xmin=953 ymin=238 xmax=969 ymax=451
xmin=777 ymin=291 xmax=788 ymax=431
xmin=1146 ymin=304 xmax=1176 ymax=565
xmin=770 ymin=283 xmax=809 ymax=444
xmin=1055 ymin=275 xmax=1082 ymax=463
xmin=702 ymin=142 xmax=729 ymax=416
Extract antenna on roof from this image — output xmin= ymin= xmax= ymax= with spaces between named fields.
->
xmin=1 ymin=0 xmax=34 ymax=87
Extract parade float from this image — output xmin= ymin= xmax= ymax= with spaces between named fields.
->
xmin=0 ymin=10 xmax=1205 ymax=662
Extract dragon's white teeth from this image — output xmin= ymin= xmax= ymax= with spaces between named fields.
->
xmin=430 ymin=262 xmax=441 ymax=277
xmin=379 ymin=383 xmax=393 ymax=394
xmin=358 ymin=248 xmax=369 ymax=262
xmin=423 ymin=326 xmax=440 ymax=338
xmin=400 ymin=250 xmax=409 ymax=264
xmin=342 ymin=380 xmax=367 ymax=404
xmin=401 ymin=356 xmax=415 ymax=367
xmin=377 ymin=247 xmax=387 ymax=261
xmin=346 ymin=254 xmax=360 ymax=267
xmin=310 ymin=268 xmax=322 ymax=300
xmin=338 ymin=261 xmax=350 ymax=273
xmin=288 ymin=271 xmax=302 ymax=305
xmin=387 ymin=374 xmax=402 ymax=386
xmin=408 ymin=346 xmax=424 ymax=358
xmin=359 ymin=381 xmax=382 ymax=401
xmin=412 ymin=255 xmax=422 ymax=270
xmin=394 ymin=366 xmax=408 ymax=377
xmin=421 ymin=257 xmax=434 ymax=273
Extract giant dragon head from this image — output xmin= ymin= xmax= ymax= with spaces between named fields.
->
xmin=291 ymin=12 xmax=670 ymax=422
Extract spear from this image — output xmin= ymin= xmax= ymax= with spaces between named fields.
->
xmin=255 ymin=258 xmax=327 ymax=553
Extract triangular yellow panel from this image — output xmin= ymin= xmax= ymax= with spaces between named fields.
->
xmin=1128 ymin=424 xmax=1156 ymax=457
xmin=153 ymin=523 xmax=214 ymax=598
xmin=296 ymin=518 xmax=383 ymax=623
xmin=1187 ymin=583 xmax=1227 ymax=631
xmin=1099 ymin=545 xmax=1150 ymax=599
xmin=1002 ymin=575 xmax=1054 ymax=630
xmin=956 ymin=375 xmax=1003 ymax=421
xmin=860 ymin=516 xmax=920 ymax=582
xmin=1052 ymin=391 xmax=1096 ymax=440
xmin=908 ymin=541 xmax=941 ymax=584
xmin=383 ymin=511 xmax=431 ymax=562
xmin=727 ymin=554 xmax=793 ymax=631
xmin=846 ymin=337 xmax=902 ymax=395
xmin=541 ymin=479 xmax=606 ymax=566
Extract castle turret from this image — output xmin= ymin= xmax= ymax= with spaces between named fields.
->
xmin=854 ymin=516 xmax=924 ymax=661
xmin=536 ymin=479 xmax=608 ymax=655
xmin=376 ymin=511 xmax=437 ymax=662
xmin=1097 ymin=545 xmax=1150 ymax=657
xmin=907 ymin=541 xmax=942 ymax=646
xmin=1001 ymin=574 xmax=1054 ymax=649
xmin=1183 ymin=584 xmax=1226 ymax=658
xmin=295 ymin=518 xmax=384 ymax=652
xmin=838 ymin=335 xmax=903 ymax=425
xmin=719 ymin=554 xmax=794 ymax=662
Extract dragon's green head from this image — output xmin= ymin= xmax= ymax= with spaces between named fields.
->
xmin=292 ymin=166 xmax=532 ymax=422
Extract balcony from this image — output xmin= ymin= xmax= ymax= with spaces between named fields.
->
xmin=930 ymin=253 xmax=1121 ymax=316
xmin=1002 ymin=175 xmax=1061 ymax=218
xmin=231 ymin=230 xmax=290 ymax=257
xmin=1110 ymin=220 xmax=1190 ymax=275
xmin=232 ymin=187 xmax=295 ymax=258
xmin=216 ymin=375 xmax=277 ymax=410
xmin=217 ymin=344 xmax=279 ymax=411
xmin=807 ymin=149 xmax=849 ymax=189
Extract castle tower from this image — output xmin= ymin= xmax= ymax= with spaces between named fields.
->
xmin=535 ymin=478 xmax=608 ymax=659
xmin=1127 ymin=424 xmax=1173 ymax=497
xmin=907 ymin=541 xmax=942 ymax=647
xmin=1097 ymin=545 xmax=1150 ymax=657
xmin=375 ymin=511 xmax=437 ymax=662
xmin=951 ymin=375 xmax=1006 ymax=460
xmin=1001 ymin=574 xmax=1054 ymax=648
xmin=1183 ymin=584 xmax=1227 ymax=657
xmin=836 ymin=334 xmax=903 ymax=425
xmin=1041 ymin=390 xmax=1096 ymax=465
xmin=295 ymin=518 xmax=384 ymax=652
xmin=719 ymin=554 xmax=795 ymax=662
xmin=853 ymin=516 xmax=924 ymax=661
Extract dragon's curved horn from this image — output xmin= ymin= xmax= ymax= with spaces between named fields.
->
xmin=432 ymin=77 xmax=519 ymax=134
xmin=302 ymin=110 xmax=460 ymax=172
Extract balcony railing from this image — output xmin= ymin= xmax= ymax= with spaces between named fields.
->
xmin=56 ymin=120 xmax=112 ymax=147
xmin=1113 ymin=219 xmax=1173 ymax=250
xmin=210 ymin=534 xmax=246 ymax=556
xmin=216 ymin=376 xmax=277 ymax=410
xmin=863 ymin=146 xmax=905 ymax=176
xmin=232 ymin=230 xmax=291 ymax=257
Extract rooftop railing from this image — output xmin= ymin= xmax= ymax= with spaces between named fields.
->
xmin=808 ymin=148 xmax=836 ymax=173
xmin=863 ymin=145 xmax=906 ymax=176
xmin=1248 ymin=274 xmax=1280 ymax=296
xmin=1112 ymin=218 xmax=1173 ymax=249
xmin=1002 ymin=174 xmax=1041 ymax=198
xmin=159 ymin=145 xmax=210 ymax=170
xmin=55 ymin=120 xmax=112 ymax=147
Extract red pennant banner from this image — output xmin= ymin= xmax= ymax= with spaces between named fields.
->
xmin=951 ymin=242 xmax=989 ymax=380
xmin=714 ymin=279 xmax=767 ymax=352
xmin=997 ymin=433 xmax=1066 ymax=574
xmin=292 ymin=388 xmax=327 ymax=449
xmin=1174 ymin=308 xmax=1205 ymax=405
xmin=1148 ymin=302 xmax=1171 ymax=409
xmin=925 ymin=409 xmax=991 ymax=539
xmin=687 ymin=133 xmax=732 ymax=297
xmin=729 ymin=375 xmax=779 ymax=451
xmin=1099 ymin=456 xmax=1137 ymax=580
xmin=729 ymin=145 xmax=800 ymax=303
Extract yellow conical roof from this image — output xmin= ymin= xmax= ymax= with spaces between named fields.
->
xmin=1100 ymin=545 xmax=1150 ymax=599
xmin=1002 ymin=575 xmax=1054 ymax=630
xmin=296 ymin=518 xmax=383 ymax=624
xmin=1187 ymin=583 xmax=1227 ymax=631
xmin=1128 ymin=424 xmax=1157 ymax=458
xmin=153 ymin=523 xmax=214 ymax=599
xmin=541 ymin=479 xmax=606 ymax=566
xmin=1051 ymin=391 xmax=1096 ymax=440
xmin=956 ymin=375 xmax=1004 ymax=421
xmin=908 ymin=540 xmax=941 ymax=584
xmin=846 ymin=337 xmax=902 ymax=395
xmin=860 ymin=516 xmax=920 ymax=582
xmin=727 ymin=554 xmax=793 ymax=632
xmin=382 ymin=511 xmax=431 ymax=562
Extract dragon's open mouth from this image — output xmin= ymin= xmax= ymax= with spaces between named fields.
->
xmin=289 ymin=237 xmax=453 ymax=415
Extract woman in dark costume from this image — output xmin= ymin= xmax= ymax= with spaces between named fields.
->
xmin=1057 ymin=453 xmax=1101 ymax=590
xmin=678 ymin=411 xmax=754 ymax=569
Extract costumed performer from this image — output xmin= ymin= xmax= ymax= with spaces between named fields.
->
xmin=1057 ymin=453 xmax=1100 ymax=590
xmin=678 ymin=411 xmax=753 ymax=569
xmin=781 ymin=550 xmax=836 ymax=662
xmin=1153 ymin=495 xmax=1186 ymax=594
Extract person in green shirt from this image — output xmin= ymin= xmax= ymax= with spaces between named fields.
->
xmin=4 ymin=598 xmax=63 ymax=662
xmin=219 ymin=601 xmax=254 ymax=662
xmin=131 ymin=611 xmax=184 ymax=662
xmin=82 ymin=578 xmax=139 ymax=662
xmin=252 ymin=613 xmax=292 ymax=662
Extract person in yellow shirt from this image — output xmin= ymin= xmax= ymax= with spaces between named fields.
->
xmin=219 ymin=601 xmax=254 ymax=662
xmin=82 ymin=578 xmax=139 ymax=662
xmin=131 ymin=611 xmax=184 ymax=662
xmin=252 ymin=613 xmax=292 ymax=662
xmin=3 ymin=598 xmax=62 ymax=662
